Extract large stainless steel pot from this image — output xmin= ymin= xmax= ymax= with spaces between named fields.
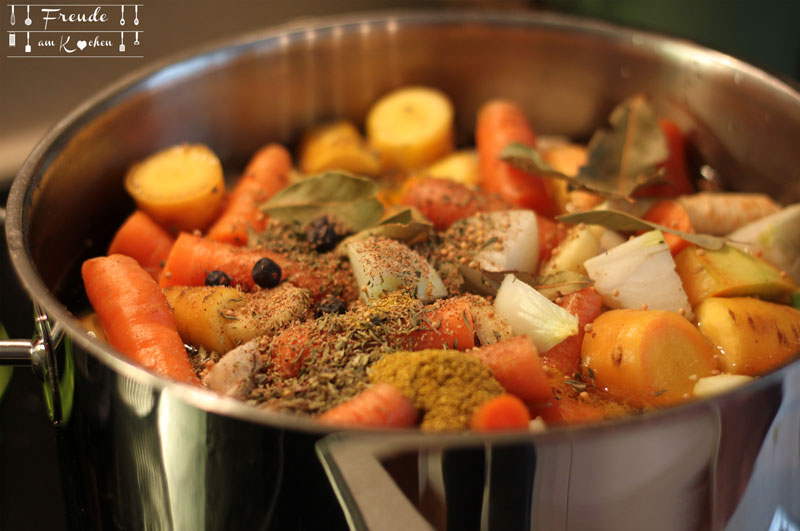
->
xmin=3 ymin=10 xmax=800 ymax=531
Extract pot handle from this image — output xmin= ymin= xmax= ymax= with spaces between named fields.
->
xmin=0 ymin=303 xmax=68 ymax=424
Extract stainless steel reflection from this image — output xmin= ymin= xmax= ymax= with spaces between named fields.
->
xmin=5 ymin=10 xmax=800 ymax=531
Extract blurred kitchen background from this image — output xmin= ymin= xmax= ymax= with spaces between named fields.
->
xmin=1 ymin=1 xmax=799 ymax=529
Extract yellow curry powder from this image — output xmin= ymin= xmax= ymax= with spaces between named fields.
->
xmin=369 ymin=349 xmax=503 ymax=431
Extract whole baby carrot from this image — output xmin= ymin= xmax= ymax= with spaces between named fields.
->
xmin=207 ymin=144 xmax=291 ymax=245
xmin=81 ymin=254 xmax=200 ymax=385
xmin=318 ymin=383 xmax=418 ymax=428
xmin=476 ymin=100 xmax=558 ymax=217
xmin=107 ymin=210 xmax=175 ymax=280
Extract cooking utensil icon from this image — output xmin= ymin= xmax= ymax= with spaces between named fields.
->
xmin=134 ymin=5 xmax=139 ymax=26
xmin=24 ymin=5 xmax=31 ymax=26
xmin=134 ymin=31 xmax=139 ymax=45
xmin=119 ymin=31 xmax=125 ymax=52
xmin=10 ymin=5 xmax=15 ymax=25
xmin=25 ymin=31 xmax=30 ymax=53
xmin=9 ymin=32 xmax=15 ymax=47
xmin=120 ymin=5 xmax=125 ymax=25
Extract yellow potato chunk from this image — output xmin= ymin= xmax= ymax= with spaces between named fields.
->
xmin=696 ymin=297 xmax=800 ymax=375
xmin=125 ymin=144 xmax=225 ymax=232
xmin=425 ymin=150 xmax=480 ymax=187
xmin=367 ymin=86 xmax=454 ymax=171
xmin=299 ymin=121 xmax=382 ymax=176
xmin=163 ymin=285 xmax=245 ymax=353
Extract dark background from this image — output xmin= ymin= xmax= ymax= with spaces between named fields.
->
xmin=2 ymin=1 xmax=799 ymax=529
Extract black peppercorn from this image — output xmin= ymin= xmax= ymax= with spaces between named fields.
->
xmin=314 ymin=296 xmax=348 ymax=318
xmin=306 ymin=216 xmax=344 ymax=253
xmin=252 ymin=257 xmax=282 ymax=289
xmin=205 ymin=270 xmax=231 ymax=287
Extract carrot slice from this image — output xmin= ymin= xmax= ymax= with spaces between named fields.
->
xmin=469 ymin=336 xmax=551 ymax=405
xmin=318 ymin=383 xmax=418 ymax=428
xmin=399 ymin=176 xmax=510 ymax=230
xmin=470 ymin=394 xmax=530 ymax=431
xmin=207 ymin=144 xmax=291 ymax=246
xmin=107 ymin=210 xmax=175 ymax=280
xmin=81 ymin=254 xmax=200 ymax=385
xmin=540 ymin=287 xmax=604 ymax=375
xmin=642 ymin=199 xmax=694 ymax=256
xmin=476 ymin=100 xmax=557 ymax=217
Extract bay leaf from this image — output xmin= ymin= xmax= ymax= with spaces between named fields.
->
xmin=557 ymin=210 xmax=725 ymax=250
xmin=458 ymin=266 xmax=592 ymax=300
xmin=500 ymin=94 xmax=669 ymax=199
xmin=337 ymin=209 xmax=434 ymax=250
xmin=263 ymin=172 xmax=384 ymax=231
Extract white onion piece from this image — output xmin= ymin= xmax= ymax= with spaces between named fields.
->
xmin=493 ymin=274 xmax=578 ymax=352
xmin=583 ymin=230 xmax=693 ymax=319
xmin=727 ymin=203 xmax=800 ymax=283
xmin=475 ymin=210 xmax=539 ymax=273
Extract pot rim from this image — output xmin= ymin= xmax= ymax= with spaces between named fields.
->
xmin=6 ymin=8 xmax=798 ymax=438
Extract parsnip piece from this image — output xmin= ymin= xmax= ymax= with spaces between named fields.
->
xmin=163 ymin=285 xmax=245 ymax=353
xmin=204 ymin=339 xmax=263 ymax=399
xmin=367 ymin=86 xmax=454 ymax=170
xmin=693 ymin=374 xmax=754 ymax=399
xmin=727 ymin=203 xmax=800 ymax=283
xmin=539 ymin=224 xmax=600 ymax=276
xmin=677 ymin=192 xmax=780 ymax=236
xmin=425 ymin=150 xmax=480 ymax=187
xmin=299 ymin=120 xmax=382 ymax=176
xmin=695 ymin=297 xmax=800 ymax=375
xmin=125 ymin=144 xmax=225 ymax=232
xmin=223 ymin=284 xmax=311 ymax=346
xmin=582 ymin=309 xmax=717 ymax=407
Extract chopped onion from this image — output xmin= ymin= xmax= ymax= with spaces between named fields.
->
xmin=493 ymin=274 xmax=578 ymax=352
xmin=475 ymin=210 xmax=539 ymax=273
xmin=583 ymin=230 xmax=693 ymax=319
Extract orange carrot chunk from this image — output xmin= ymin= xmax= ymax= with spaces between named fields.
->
xmin=399 ymin=176 xmax=510 ymax=230
xmin=207 ymin=144 xmax=291 ymax=246
xmin=634 ymin=119 xmax=693 ymax=198
xmin=642 ymin=199 xmax=694 ymax=256
xmin=535 ymin=213 xmax=569 ymax=266
xmin=107 ymin=210 xmax=175 ymax=280
xmin=401 ymin=297 xmax=476 ymax=352
xmin=318 ymin=383 xmax=418 ymax=428
xmin=469 ymin=336 xmax=551 ymax=405
xmin=470 ymin=394 xmax=531 ymax=431
xmin=476 ymin=100 xmax=558 ymax=217
xmin=540 ymin=287 xmax=604 ymax=375
xmin=81 ymin=254 xmax=200 ymax=385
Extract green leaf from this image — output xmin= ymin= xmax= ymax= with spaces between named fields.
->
xmin=500 ymin=94 xmax=669 ymax=199
xmin=263 ymin=172 xmax=384 ymax=231
xmin=458 ymin=267 xmax=592 ymax=300
xmin=557 ymin=209 xmax=725 ymax=250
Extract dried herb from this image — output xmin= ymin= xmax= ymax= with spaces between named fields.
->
xmin=557 ymin=209 xmax=725 ymax=250
xmin=263 ymin=171 xmax=384 ymax=232
xmin=500 ymin=94 xmax=669 ymax=199
xmin=653 ymin=389 xmax=668 ymax=397
xmin=458 ymin=266 xmax=592 ymax=300
xmin=338 ymin=208 xmax=433 ymax=249
xmin=565 ymin=379 xmax=588 ymax=393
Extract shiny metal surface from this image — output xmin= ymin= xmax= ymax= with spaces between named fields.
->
xmin=5 ymin=10 xmax=800 ymax=530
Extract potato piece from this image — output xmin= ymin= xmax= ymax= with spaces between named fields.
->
xmin=163 ymin=285 xmax=245 ymax=353
xmin=539 ymin=223 xmax=601 ymax=276
xmin=299 ymin=121 xmax=382 ymax=176
xmin=695 ymin=297 xmax=800 ymax=375
xmin=367 ymin=86 xmax=454 ymax=170
xmin=582 ymin=309 xmax=717 ymax=407
xmin=692 ymin=374 xmax=754 ymax=399
xmin=425 ymin=150 xmax=480 ymax=187
xmin=223 ymin=284 xmax=311 ymax=345
xmin=125 ymin=144 xmax=225 ymax=232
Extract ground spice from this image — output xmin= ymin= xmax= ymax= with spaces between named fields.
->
xmin=369 ymin=349 xmax=504 ymax=431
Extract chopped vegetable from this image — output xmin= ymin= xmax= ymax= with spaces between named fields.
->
xmin=468 ymin=336 xmax=551 ymax=405
xmin=107 ymin=210 xmax=174 ymax=280
xmin=727 ymin=203 xmax=800 ymax=283
xmin=424 ymin=150 xmax=480 ymax=187
xmin=692 ymin=374 xmax=754 ymax=399
xmin=641 ymin=199 xmax=694 ymax=256
xmin=299 ymin=120 xmax=382 ymax=176
xmin=540 ymin=287 xmax=604 ymax=375
xmin=539 ymin=223 xmax=601 ymax=276
xmin=318 ymin=383 xmax=418 ymax=428
xmin=677 ymin=192 xmax=780 ymax=236
xmin=470 ymin=394 xmax=531 ymax=431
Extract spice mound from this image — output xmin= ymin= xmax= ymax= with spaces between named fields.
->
xmin=370 ymin=349 xmax=503 ymax=431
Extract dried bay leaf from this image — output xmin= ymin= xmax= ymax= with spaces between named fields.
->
xmin=338 ymin=208 xmax=434 ymax=249
xmin=263 ymin=171 xmax=384 ymax=231
xmin=557 ymin=210 xmax=725 ymax=250
xmin=458 ymin=266 xmax=592 ymax=299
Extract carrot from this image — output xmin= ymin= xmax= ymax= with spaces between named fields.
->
xmin=540 ymin=287 xmax=604 ymax=375
xmin=581 ymin=309 xmax=717 ymax=407
xmin=160 ymin=232 xmax=316 ymax=293
xmin=531 ymin=399 xmax=607 ymax=425
xmin=470 ymin=393 xmax=530 ymax=431
xmin=107 ymin=210 xmax=175 ymax=280
xmin=642 ymin=199 xmax=694 ymax=256
xmin=634 ymin=119 xmax=693 ymax=198
xmin=206 ymin=144 xmax=291 ymax=246
xmin=399 ymin=176 xmax=510 ymax=230
xmin=81 ymin=254 xmax=200 ymax=385
xmin=536 ymin=214 xmax=569 ymax=265
xmin=469 ymin=336 xmax=551 ymax=405
xmin=318 ymin=383 xmax=418 ymax=428
xmin=476 ymin=100 xmax=558 ymax=217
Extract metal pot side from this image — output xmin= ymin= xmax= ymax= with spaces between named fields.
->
xmin=6 ymin=11 xmax=800 ymax=531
